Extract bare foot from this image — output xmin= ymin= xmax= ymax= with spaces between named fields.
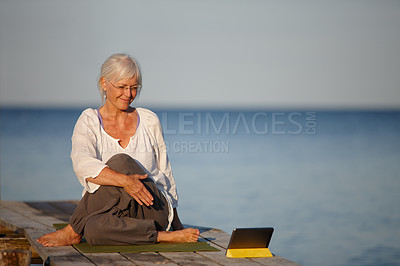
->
xmin=37 ymin=224 xmax=82 ymax=247
xmin=157 ymin=228 xmax=200 ymax=243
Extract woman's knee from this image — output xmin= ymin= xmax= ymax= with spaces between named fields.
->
xmin=106 ymin=153 xmax=146 ymax=175
xmin=106 ymin=153 xmax=134 ymax=167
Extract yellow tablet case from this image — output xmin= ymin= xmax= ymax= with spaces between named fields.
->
xmin=226 ymin=247 xmax=273 ymax=258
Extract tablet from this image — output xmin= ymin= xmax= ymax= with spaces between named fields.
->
xmin=227 ymin=227 xmax=274 ymax=249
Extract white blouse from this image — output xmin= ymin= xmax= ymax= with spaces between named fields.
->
xmin=70 ymin=107 xmax=178 ymax=229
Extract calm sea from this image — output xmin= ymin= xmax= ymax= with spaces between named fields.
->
xmin=1 ymin=107 xmax=399 ymax=266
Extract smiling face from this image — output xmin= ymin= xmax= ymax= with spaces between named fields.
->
xmin=102 ymin=76 xmax=139 ymax=112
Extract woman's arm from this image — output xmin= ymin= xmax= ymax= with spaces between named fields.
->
xmin=86 ymin=167 xmax=154 ymax=206
xmin=71 ymin=110 xmax=108 ymax=192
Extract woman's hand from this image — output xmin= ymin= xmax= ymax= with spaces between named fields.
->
xmin=123 ymin=174 xmax=154 ymax=206
xmin=87 ymin=168 xmax=153 ymax=206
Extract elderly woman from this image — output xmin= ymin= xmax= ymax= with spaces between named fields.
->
xmin=37 ymin=54 xmax=199 ymax=246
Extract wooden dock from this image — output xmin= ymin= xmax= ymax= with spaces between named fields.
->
xmin=0 ymin=200 xmax=300 ymax=265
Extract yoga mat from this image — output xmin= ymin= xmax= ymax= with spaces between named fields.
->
xmin=53 ymin=223 xmax=70 ymax=230
xmin=52 ymin=223 xmax=219 ymax=253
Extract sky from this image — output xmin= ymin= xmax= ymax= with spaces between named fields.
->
xmin=0 ymin=0 xmax=399 ymax=109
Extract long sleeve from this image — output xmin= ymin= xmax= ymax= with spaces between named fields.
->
xmin=70 ymin=109 xmax=107 ymax=193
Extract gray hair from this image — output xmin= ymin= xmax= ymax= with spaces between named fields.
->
xmin=97 ymin=53 xmax=142 ymax=101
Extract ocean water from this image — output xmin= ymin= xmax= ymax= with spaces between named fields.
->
xmin=1 ymin=107 xmax=399 ymax=266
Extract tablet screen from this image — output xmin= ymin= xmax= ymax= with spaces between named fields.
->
xmin=227 ymin=227 xmax=274 ymax=249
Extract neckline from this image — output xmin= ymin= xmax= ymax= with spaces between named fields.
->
xmin=96 ymin=108 xmax=140 ymax=149
xmin=97 ymin=108 xmax=140 ymax=130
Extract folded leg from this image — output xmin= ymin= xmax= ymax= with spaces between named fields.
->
xmin=69 ymin=153 xmax=169 ymax=244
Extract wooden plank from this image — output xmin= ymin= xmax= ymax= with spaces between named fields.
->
xmin=199 ymin=228 xmax=231 ymax=249
xmin=0 ymin=203 xmax=44 ymax=230
xmin=125 ymin=224 xmax=256 ymax=266
xmin=43 ymin=253 xmax=95 ymax=266
xmin=0 ymin=201 xmax=63 ymax=228
xmin=0 ymin=224 xmax=16 ymax=234
xmin=197 ymin=242 xmax=261 ymax=266
xmin=83 ymin=253 xmax=135 ymax=265
xmin=159 ymin=252 xmax=220 ymax=266
xmin=197 ymin=236 xmax=260 ymax=265
xmin=122 ymin=252 xmax=178 ymax=265
xmin=25 ymin=201 xmax=78 ymax=220
xmin=0 ymin=237 xmax=30 ymax=250
xmin=0 ymin=202 xmax=94 ymax=266
xmin=250 ymin=256 xmax=301 ymax=266
xmin=48 ymin=201 xmax=78 ymax=216
xmin=24 ymin=227 xmax=94 ymax=265
xmin=26 ymin=202 xmax=71 ymax=222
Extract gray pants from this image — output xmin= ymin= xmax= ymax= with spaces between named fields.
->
xmin=69 ymin=154 xmax=169 ymax=245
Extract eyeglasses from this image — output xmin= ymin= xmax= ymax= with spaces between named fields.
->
xmin=107 ymin=79 xmax=141 ymax=92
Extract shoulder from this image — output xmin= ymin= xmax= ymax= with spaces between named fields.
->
xmin=136 ymin=107 xmax=161 ymax=125
xmin=75 ymin=108 xmax=99 ymax=127
xmin=80 ymin=108 xmax=97 ymax=118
